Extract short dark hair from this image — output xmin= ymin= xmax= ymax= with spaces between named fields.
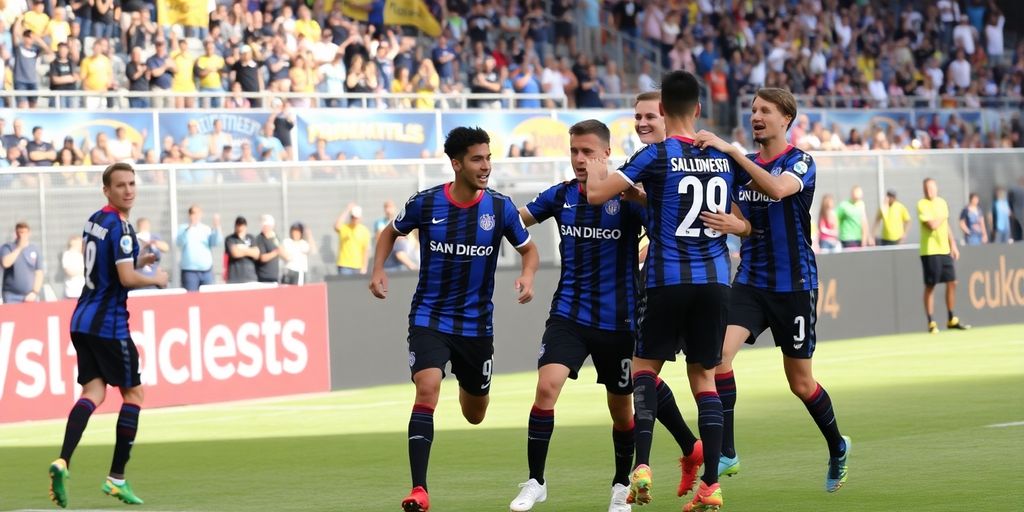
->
xmin=102 ymin=162 xmax=135 ymax=187
xmin=755 ymin=88 xmax=798 ymax=130
xmin=32 ymin=126 xmax=42 ymax=134
xmin=15 ymin=221 xmax=29 ymax=230
xmin=443 ymin=126 xmax=490 ymax=161
xmin=660 ymin=70 xmax=701 ymax=118
xmin=235 ymin=216 xmax=247 ymax=226
xmin=634 ymin=91 xmax=660 ymax=105
xmin=568 ymin=119 xmax=611 ymax=146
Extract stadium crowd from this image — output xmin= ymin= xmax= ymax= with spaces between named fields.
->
xmin=0 ymin=1 xmax=1020 ymax=123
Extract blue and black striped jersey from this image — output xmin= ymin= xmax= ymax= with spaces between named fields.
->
xmin=526 ymin=180 xmax=646 ymax=332
xmin=616 ymin=136 xmax=739 ymax=288
xmin=71 ymin=206 xmax=138 ymax=340
xmin=733 ymin=145 xmax=818 ymax=292
xmin=393 ymin=183 xmax=531 ymax=337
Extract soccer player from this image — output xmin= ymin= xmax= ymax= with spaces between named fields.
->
xmin=586 ymin=70 xmax=737 ymax=511
xmin=918 ymin=178 xmax=970 ymax=333
xmin=633 ymin=90 xmax=708 ymax=497
xmin=49 ymin=162 xmax=169 ymax=508
xmin=369 ymin=126 xmax=539 ymax=512
xmin=508 ymin=120 xmax=645 ymax=512
xmin=694 ymin=87 xmax=852 ymax=493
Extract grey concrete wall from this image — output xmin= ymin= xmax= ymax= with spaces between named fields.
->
xmin=326 ymin=244 xmax=1024 ymax=390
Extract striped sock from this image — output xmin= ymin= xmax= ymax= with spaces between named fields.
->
xmin=632 ymin=371 xmax=659 ymax=467
xmin=60 ymin=398 xmax=96 ymax=466
xmin=803 ymin=384 xmax=845 ymax=458
xmin=408 ymin=403 xmax=435 ymax=490
xmin=109 ymin=403 xmax=141 ymax=477
xmin=527 ymin=406 xmax=554 ymax=484
xmin=695 ymin=392 xmax=724 ymax=486
xmin=654 ymin=378 xmax=698 ymax=456
xmin=716 ymin=371 xmax=738 ymax=458
xmin=611 ymin=419 xmax=635 ymax=486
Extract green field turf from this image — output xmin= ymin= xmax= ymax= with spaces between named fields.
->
xmin=1 ymin=325 xmax=1022 ymax=511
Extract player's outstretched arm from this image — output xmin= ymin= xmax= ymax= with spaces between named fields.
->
xmin=369 ymin=225 xmax=401 ymax=299
xmin=117 ymin=261 xmax=168 ymax=289
xmin=694 ymin=130 xmax=801 ymax=201
xmin=514 ymin=241 xmax=539 ymax=304
xmin=518 ymin=206 xmax=539 ymax=228
xmin=584 ymin=157 xmax=631 ymax=204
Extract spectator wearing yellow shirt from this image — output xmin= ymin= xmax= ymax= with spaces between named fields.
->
xmin=196 ymin=39 xmax=226 ymax=108
xmin=335 ymin=204 xmax=371 ymax=275
xmin=294 ymin=6 xmax=321 ymax=42
xmin=874 ymin=189 xmax=911 ymax=245
xmin=171 ymin=38 xmax=197 ymax=108
xmin=80 ymin=39 xmax=114 ymax=110
xmin=917 ymin=178 xmax=970 ymax=334
xmin=44 ymin=7 xmax=71 ymax=51
xmin=22 ymin=0 xmax=48 ymax=37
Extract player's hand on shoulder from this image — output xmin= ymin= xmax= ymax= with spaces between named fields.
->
xmin=694 ymin=130 xmax=732 ymax=153
xmin=515 ymin=274 xmax=534 ymax=304
xmin=700 ymin=211 xmax=745 ymax=236
xmin=369 ymin=270 xmax=388 ymax=299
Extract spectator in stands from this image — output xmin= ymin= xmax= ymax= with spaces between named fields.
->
xmin=146 ymin=39 xmax=175 ymax=109
xmin=1 ymin=221 xmax=44 ymax=304
xmin=90 ymin=0 xmax=117 ymax=40
xmin=413 ymin=58 xmax=440 ymax=110
xmin=89 ymin=132 xmax=113 ymax=166
xmin=384 ymin=233 xmax=419 ymax=273
xmin=989 ymin=186 xmax=1011 ymax=244
xmin=48 ymin=42 xmax=78 ymax=108
xmin=270 ymin=100 xmax=295 ymax=160
xmin=960 ymin=193 xmax=988 ymax=246
xmin=182 ymin=120 xmax=209 ymax=162
xmin=107 ymin=127 xmax=137 ymax=164
xmin=255 ymin=215 xmax=281 ymax=284
xmin=177 ymin=205 xmax=223 ymax=291
xmin=12 ymin=18 xmax=52 ymax=108
xmin=837 ymin=186 xmax=873 ymax=249
xmin=874 ymin=190 xmax=912 ymax=246
xmin=818 ymin=194 xmax=840 ymax=254
xmin=373 ymin=200 xmax=397 ymax=237
xmin=985 ymin=5 xmax=1006 ymax=65
xmin=123 ymin=8 xmax=157 ymax=52
xmin=197 ymin=39 xmax=226 ymax=108
xmin=26 ymin=126 xmax=55 ymax=167
xmin=231 ymin=44 xmax=263 ymax=107
xmin=225 ymin=82 xmax=251 ymax=109
xmin=257 ymin=122 xmax=285 ymax=162
xmin=335 ymin=203 xmax=370 ymax=276
xmin=207 ymin=119 xmax=233 ymax=159
xmin=281 ymin=222 xmax=315 ymax=285
xmin=432 ymin=32 xmax=458 ymax=87
xmin=2 ymin=119 xmax=29 ymax=153
xmin=171 ymin=37 xmax=197 ymax=108
xmin=80 ymin=38 xmax=113 ymax=110
xmin=265 ymin=37 xmax=292 ymax=92
xmin=212 ymin=144 xmax=236 ymax=164
xmin=225 ymin=216 xmax=259 ymax=284
xmin=61 ymin=235 xmax=85 ymax=299
xmin=511 ymin=60 xmax=541 ymax=108
xmin=600 ymin=60 xmax=624 ymax=108
xmin=345 ymin=53 xmax=374 ymax=107
xmin=637 ymin=59 xmax=656 ymax=92
xmin=126 ymin=47 xmax=149 ymax=108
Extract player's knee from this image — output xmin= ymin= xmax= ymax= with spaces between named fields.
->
xmin=462 ymin=405 xmax=487 ymax=425
xmin=788 ymin=379 xmax=817 ymax=400
xmin=534 ymin=379 xmax=562 ymax=406
xmin=121 ymin=385 xmax=144 ymax=406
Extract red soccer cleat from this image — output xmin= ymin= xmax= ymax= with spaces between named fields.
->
xmin=678 ymin=439 xmax=705 ymax=497
xmin=402 ymin=486 xmax=430 ymax=512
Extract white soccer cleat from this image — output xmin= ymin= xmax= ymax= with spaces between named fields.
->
xmin=609 ymin=483 xmax=632 ymax=512
xmin=510 ymin=479 xmax=547 ymax=511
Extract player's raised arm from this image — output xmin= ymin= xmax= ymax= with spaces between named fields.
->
xmin=518 ymin=206 xmax=539 ymax=228
xmin=584 ymin=156 xmax=632 ymax=204
xmin=694 ymin=130 xmax=801 ymax=201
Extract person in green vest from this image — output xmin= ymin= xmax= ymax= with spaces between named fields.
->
xmin=836 ymin=185 xmax=873 ymax=248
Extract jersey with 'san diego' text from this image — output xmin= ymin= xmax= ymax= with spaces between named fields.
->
xmin=393 ymin=183 xmax=531 ymax=337
xmin=526 ymin=180 xmax=646 ymax=331
xmin=733 ymin=145 xmax=818 ymax=292
xmin=71 ymin=205 xmax=139 ymax=340
xmin=616 ymin=135 xmax=739 ymax=288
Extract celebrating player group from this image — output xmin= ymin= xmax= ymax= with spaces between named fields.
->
xmin=371 ymin=70 xmax=851 ymax=512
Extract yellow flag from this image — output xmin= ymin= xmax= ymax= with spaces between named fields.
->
xmin=337 ymin=0 xmax=440 ymax=37
xmin=156 ymin=0 xmax=209 ymax=28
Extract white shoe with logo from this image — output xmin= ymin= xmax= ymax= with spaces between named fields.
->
xmin=609 ymin=483 xmax=632 ymax=512
xmin=510 ymin=478 xmax=547 ymax=511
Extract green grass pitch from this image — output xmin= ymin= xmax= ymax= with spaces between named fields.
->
xmin=1 ymin=325 xmax=1022 ymax=511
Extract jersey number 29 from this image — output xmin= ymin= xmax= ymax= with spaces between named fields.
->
xmin=676 ymin=175 xmax=728 ymax=238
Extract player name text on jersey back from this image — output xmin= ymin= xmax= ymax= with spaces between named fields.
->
xmin=670 ymin=157 xmax=733 ymax=173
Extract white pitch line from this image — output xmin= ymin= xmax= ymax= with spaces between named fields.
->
xmin=987 ymin=421 xmax=1024 ymax=428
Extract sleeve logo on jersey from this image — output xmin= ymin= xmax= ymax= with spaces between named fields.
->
xmin=479 ymin=213 xmax=495 ymax=231
xmin=770 ymin=166 xmax=783 ymax=176
xmin=793 ymin=161 xmax=809 ymax=175
xmin=120 ymin=235 xmax=134 ymax=255
xmin=604 ymin=199 xmax=621 ymax=216
xmin=396 ymin=207 xmax=406 ymax=222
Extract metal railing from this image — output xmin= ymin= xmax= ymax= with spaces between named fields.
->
xmin=2 ymin=149 xmax=1021 ymax=298
xmin=737 ymin=93 xmax=1024 ymax=115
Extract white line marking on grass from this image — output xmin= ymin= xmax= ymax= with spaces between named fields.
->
xmin=987 ymin=421 xmax=1024 ymax=428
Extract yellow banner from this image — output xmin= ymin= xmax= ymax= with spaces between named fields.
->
xmin=337 ymin=0 xmax=441 ymax=37
xmin=157 ymin=0 xmax=209 ymax=28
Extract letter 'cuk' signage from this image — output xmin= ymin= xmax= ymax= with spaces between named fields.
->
xmin=0 ymin=285 xmax=330 ymax=423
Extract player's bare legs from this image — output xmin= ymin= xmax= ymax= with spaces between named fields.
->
xmin=714 ymin=325 xmax=750 ymax=476
xmin=923 ymin=284 xmax=938 ymax=332
xmin=783 ymin=356 xmax=850 ymax=492
xmin=413 ymin=369 xmax=442 ymax=408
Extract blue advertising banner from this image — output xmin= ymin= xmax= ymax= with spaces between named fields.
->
xmin=439 ymin=111 xmax=560 ymax=158
xmin=1 ymin=111 xmax=155 ymax=158
xmin=157 ymin=111 xmax=271 ymax=161
xmin=295 ymin=109 xmax=436 ymax=160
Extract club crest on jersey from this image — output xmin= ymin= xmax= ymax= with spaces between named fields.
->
xmin=604 ymin=199 xmax=621 ymax=216
xmin=793 ymin=161 xmax=809 ymax=175
xmin=409 ymin=351 xmax=416 ymax=367
xmin=120 ymin=235 xmax=133 ymax=254
xmin=538 ymin=344 xmax=546 ymax=358
xmin=479 ymin=213 xmax=496 ymax=231
xmin=770 ymin=166 xmax=783 ymax=176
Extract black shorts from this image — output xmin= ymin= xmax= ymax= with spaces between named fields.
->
xmin=921 ymin=254 xmax=956 ymax=286
xmin=407 ymin=326 xmax=494 ymax=396
xmin=728 ymin=283 xmax=817 ymax=359
xmin=538 ymin=316 xmax=634 ymax=395
xmin=635 ymin=284 xmax=728 ymax=369
xmin=70 ymin=332 xmax=141 ymax=387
